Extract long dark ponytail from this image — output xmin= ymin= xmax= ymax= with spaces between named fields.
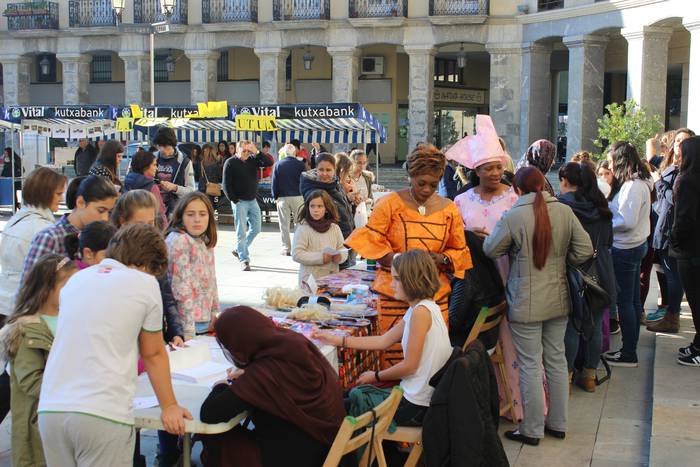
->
xmin=514 ymin=167 xmax=552 ymax=270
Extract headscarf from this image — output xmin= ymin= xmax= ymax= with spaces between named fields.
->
xmin=516 ymin=139 xmax=557 ymax=195
xmin=214 ymin=306 xmax=345 ymax=445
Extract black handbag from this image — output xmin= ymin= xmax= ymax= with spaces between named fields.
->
xmin=567 ymin=234 xmax=610 ymax=340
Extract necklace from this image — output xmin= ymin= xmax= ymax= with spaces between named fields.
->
xmin=409 ymin=188 xmax=430 ymax=216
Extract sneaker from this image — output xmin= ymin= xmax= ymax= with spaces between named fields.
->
xmin=677 ymin=352 xmax=700 ymax=367
xmin=281 ymin=249 xmax=291 ymax=256
xmin=604 ymin=350 xmax=638 ymax=368
xmin=232 ymin=250 xmax=239 ymax=260
xmin=646 ymin=307 xmax=667 ymax=323
xmin=241 ymin=261 xmax=251 ymax=272
xmin=679 ymin=344 xmax=699 ymax=358
xmin=609 ymin=318 xmax=621 ymax=335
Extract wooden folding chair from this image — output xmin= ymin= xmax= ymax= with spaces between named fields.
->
xmin=463 ymin=302 xmax=517 ymax=422
xmin=323 ymin=387 xmax=404 ymax=467
xmin=384 ymin=426 xmax=423 ymax=467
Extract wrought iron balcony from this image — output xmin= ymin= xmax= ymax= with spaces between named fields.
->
xmin=69 ymin=0 xmax=117 ymax=27
xmin=203 ymin=0 xmax=257 ymax=23
xmin=349 ymin=0 xmax=407 ymax=18
xmin=3 ymin=1 xmax=59 ymax=30
xmin=134 ymin=0 xmax=188 ymax=24
xmin=429 ymin=0 xmax=488 ymax=16
xmin=537 ymin=0 xmax=563 ymax=11
xmin=273 ymin=0 xmax=330 ymax=21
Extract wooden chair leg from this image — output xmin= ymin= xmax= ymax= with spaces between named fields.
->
xmin=495 ymin=344 xmax=517 ymax=423
xmin=404 ymin=441 xmax=423 ymax=467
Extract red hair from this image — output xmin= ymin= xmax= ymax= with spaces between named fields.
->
xmin=514 ymin=167 xmax=552 ymax=270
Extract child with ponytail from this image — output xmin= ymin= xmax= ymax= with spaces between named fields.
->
xmin=484 ymin=166 xmax=593 ymax=446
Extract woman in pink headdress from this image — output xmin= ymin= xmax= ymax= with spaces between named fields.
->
xmin=448 ymin=116 xmax=542 ymax=423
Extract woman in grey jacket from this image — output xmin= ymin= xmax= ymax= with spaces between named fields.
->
xmin=484 ymin=166 xmax=593 ymax=446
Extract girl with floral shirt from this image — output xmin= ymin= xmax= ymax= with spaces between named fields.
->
xmin=166 ymin=192 xmax=220 ymax=339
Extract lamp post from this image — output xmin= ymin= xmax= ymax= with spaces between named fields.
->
xmin=303 ymin=46 xmax=314 ymax=71
xmin=112 ymin=0 xmax=175 ymax=105
xmin=457 ymin=43 xmax=467 ymax=70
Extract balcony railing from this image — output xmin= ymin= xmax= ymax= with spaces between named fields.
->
xmin=429 ymin=0 xmax=488 ymax=16
xmin=69 ymin=0 xmax=117 ymax=27
xmin=134 ymin=0 xmax=188 ymax=24
xmin=350 ymin=0 xmax=407 ymax=18
xmin=203 ymin=0 xmax=257 ymax=23
xmin=537 ymin=0 xmax=563 ymax=11
xmin=3 ymin=2 xmax=59 ymax=30
xmin=273 ymin=0 xmax=330 ymax=21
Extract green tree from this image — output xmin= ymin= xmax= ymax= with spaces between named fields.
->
xmin=594 ymin=99 xmax=664 ymax=159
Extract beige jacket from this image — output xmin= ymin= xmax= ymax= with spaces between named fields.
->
xmin=483 ymin=192 xmax=593 ymax=324
xmin=292 ymin=222 xmax=348 ymax=288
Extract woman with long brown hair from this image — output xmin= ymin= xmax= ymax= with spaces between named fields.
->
xmin=484 ymin=166 xmax=593 ymax=446
xmin=89 ymin=139 xmax=124 ymax=190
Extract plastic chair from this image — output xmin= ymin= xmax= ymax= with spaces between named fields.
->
xmin=323 ymin=387 xmax=404 ymax=467
xmin=463 ymin=302 xmax=517 ymax=422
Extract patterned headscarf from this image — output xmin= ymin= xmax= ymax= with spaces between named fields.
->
xmin=516 ymin=139 xmax=557 ymax=195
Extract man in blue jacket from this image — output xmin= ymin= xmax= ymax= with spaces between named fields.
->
xmin=271 ymin=143 xmax=306 ymax=256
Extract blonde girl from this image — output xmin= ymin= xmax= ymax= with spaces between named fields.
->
xmin=166 ymin=192 xmax=220 ymax=339
xmin=0 ymin=255 xmax=78 ymax=466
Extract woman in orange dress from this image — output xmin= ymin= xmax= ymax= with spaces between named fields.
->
xmin=345 ymin=144 xmax=471 ymax=367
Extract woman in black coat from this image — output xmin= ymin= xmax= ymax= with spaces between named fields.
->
xmin=557 ymin=161 xmax=615 ymax=390
xmin=299 ymin=152 xmax=355 ymax=239
xmin=670 ymin=136 xmax=700 ymax=366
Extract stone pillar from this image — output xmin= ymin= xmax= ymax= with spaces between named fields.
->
xmin=0 ymin=56 xmax=31 ymax=105
xmin=58 ymin=54 xmax=92 ymax=105
xmin=329 ymin=47 xmax=359 ymax=103
xmin=622 ymin=26 xmax=673 ymax=122
xmin=681 ymin=62 xmax=689 ymax=127
xmin=188 ymin=0 xmax=202 ymax=24
xmin=255 ymin=48 xmax=288 ymax=105
xmin=520 ymin=42 xmax=552 ymax=154
xmin=486 ymin=43 xmax=524 ymax=157
xmin=121 ymin=0 xmax=135 ymax=23
xmin=187 ymin=51 xmax=219 ymax=104
xmin=119 ymin=52 xmax=151 ymax=105
xmin=684 ymin=21 xmax=700 ymax=132
xmin=405 ymin=46 xmax=435 ymax=152
xmin=563 ymin=35 xmax=608 ymax=158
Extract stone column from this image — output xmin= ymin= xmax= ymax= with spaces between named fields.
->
xmin=329 ymin=47 xmax=359 ymax=152
xmin=622 ymin=26 xmax=673 ymax=121
xmin=254 ymin=48 xmax=288 ymax=105
xmin=684 ymin=21 xmax=700 ymax=132
xmin=0 ymin=56 xmax=31 ymax=105
xmin=520 ymin=42 xmax=552 ymax=154
xmin=486 ymin=43 xmax=524 ymax=157
xmin=563 ymin=35 xmax=608 ymax=158
xmin=119 ymin=52 xmax=151 ymax=105
xmin=187 ymin=51 xmax=219 ymax=104
xmin=405 ymin=46 xmax=435 ymax=152
xmin=58 ymin=54 xmax=92 ymax=105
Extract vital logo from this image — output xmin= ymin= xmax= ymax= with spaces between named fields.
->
xmin=238 ymin=106 xmax=280 ymax=117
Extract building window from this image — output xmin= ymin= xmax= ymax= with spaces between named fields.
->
xmin=434 ymin=58 xmax=464 ymax=85
xmin=36 ymin=54 xmax=57 ymax=83
xmin=538 ymin=0 xmax=563 ymax=11
xmin=91 ymin=55 xmax=112 ymax=83
xmin=285 ymin=54 xmax=292 ymax=91
xmin=154 ymin=55 xmax=169 ymax=82
xmin=217 ymin=51 xmax=229 ymax=81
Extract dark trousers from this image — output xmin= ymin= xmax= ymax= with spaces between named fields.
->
xmin=0 ymin=371 xmax=9 ymax=424
xmin=677 ymin=257 xmax=700 ymax=348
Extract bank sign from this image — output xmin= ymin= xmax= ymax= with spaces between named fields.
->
xmin=2 ymin=105 xmax=112 ymax=123
xmin=235 ymin=103 xmax=360 ymax=119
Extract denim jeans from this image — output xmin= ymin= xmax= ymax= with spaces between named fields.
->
xmin=659 ymin=249 xmax=684 ymax=314
xmin=564 ymin=307 xmax=603 ymax=371
xmin=612 ymin=243 xmax=648 ymax=360
xmin=232 ymin=199 xmax=262 ymax=263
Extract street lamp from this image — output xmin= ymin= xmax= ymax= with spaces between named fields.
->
xmin=160 ymin=0 xmax=177 ymax=18
xmin=457 ymin=43 xmax=467 ymax=69
xmin=303 ymin=47 xmax=314 ymax=71
xmin=39 ymin=56 xmax=51 ymax=77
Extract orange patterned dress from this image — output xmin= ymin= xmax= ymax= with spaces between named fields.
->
xmin=345 ymin=192 xmax=471 ymax=368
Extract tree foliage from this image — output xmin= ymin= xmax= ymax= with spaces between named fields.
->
xmin=594 ymin=99 xmax=664 ymax=159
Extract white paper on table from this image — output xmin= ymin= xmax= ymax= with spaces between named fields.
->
xmin=133 ymin=396 xmax=159 ymax=410
xmin=172 ymin=361 xmax=231 ymax=384
xmin=303 ymin=274 xmax=318 ymax=296
xmin=322 ymin=247 xmax=349 ymax=257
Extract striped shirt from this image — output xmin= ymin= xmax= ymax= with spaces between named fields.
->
xmin=20 ymin=214 xmax=79 ymax=283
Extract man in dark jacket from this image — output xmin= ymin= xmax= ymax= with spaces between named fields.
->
xmin=223 ymin=141 xmax=274 ymax=271
xmin=271 ymin=143 xmax=305 ymax=256
xmin=73 ymin=139 xmax=97 ymax=176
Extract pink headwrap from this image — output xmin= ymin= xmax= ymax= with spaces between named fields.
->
xmin=445 ymin=115 xmax=506 ymax=169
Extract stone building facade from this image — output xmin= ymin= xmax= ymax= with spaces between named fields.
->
xmin=0 ymin=0 xmax=697 ymax=161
